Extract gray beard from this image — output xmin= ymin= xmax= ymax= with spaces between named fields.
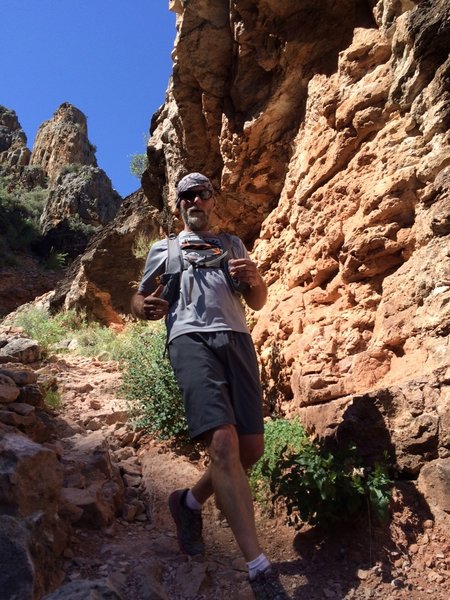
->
xmin=181 ymin=207 xmax=209 ymax=231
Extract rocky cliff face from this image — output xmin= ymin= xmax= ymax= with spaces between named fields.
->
xmin=41 ymin=166 xmax=122 ymax=233
xmin=0 ymin=107 xmax=31 ymax=171
xmin=142 ymin=0 xmax=450 ymax=525
xmin=0 ymin=107 xmax=45 ymax=189
xmin=48 ymin=189 xmax=161 ymax=323
xmin=30 ymin=103 xmax=122 ymax=236
xmin=0 ymin=102 xmax=122 ymax=234
xmin=147 ymin=1 xmax=449 ymax=386
xmin=30 ymin=103 xmax=97 ymax=182
xmin=0 ymin=103 xmax=124 ymax=313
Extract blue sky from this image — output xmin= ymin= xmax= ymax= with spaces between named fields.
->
xmin=0 ymin=1 xmax=175 ymax=198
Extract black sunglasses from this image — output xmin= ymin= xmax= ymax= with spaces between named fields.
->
xmin=179 ymin=189 xmax=213 ymax=202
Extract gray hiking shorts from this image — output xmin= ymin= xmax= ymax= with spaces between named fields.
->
xmin=168 ymin=331 xmax=264 ymax=439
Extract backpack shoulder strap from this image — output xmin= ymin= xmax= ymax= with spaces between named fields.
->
xmin=166 ymin=234 xmax=184 ymax=274
xmin=217 ymin=232 xmax=234 ymax=259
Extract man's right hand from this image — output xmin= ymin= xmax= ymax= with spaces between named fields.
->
xmin=131 ymin=286 xmax=169 ymax=321
xmin=142 ymin=285 xmax=169 ymax=320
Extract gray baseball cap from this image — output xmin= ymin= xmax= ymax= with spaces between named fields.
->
xmin=176 ymin=172 xmax=214 ymax=206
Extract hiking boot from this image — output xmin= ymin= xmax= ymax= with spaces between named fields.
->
xmin=249 ymin=567 xmax=291 ymax=600
xmin=168 ymin=488 xmax=205 ymax=555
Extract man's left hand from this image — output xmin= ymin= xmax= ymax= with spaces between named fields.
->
xmin=228 ymin=258 xmax=263 ymax=288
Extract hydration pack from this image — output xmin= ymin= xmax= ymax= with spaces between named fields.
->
xmin=159 ymin=233 xmax=249 ymax=306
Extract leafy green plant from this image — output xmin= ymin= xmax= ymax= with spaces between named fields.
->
xmin=14 ymin=307 xmax=82 ymax=355
xmin=249 ymin=418 xmax=308 ymax=505
xmin=365 ymin=459 xmax=394 ymax=521
xmin=0 ymin=177 xmax=48 ymax=264
xmin=59 ymin=163 xmax=83 ymax=177
xmin=42 ymin=248 xmax=68 ymax=270
xmin=130 ymin=153 xmax=148 ymax=178
xmin=13 ymin=305 xmax=143 ymax=361
xmin=266 ymin=437 xmax=393 ymax=529
xmin=42 ymin=384 xmax=62 ymax=409
xmin=120 ymin=324 xmax=187 ymax=440
xmin=132 ymin=232 xmax=157 ymax=262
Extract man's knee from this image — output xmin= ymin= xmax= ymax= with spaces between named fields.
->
xmin=239 ymin=435 xmax=264 ymax=469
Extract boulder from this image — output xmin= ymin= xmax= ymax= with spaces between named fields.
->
xmin=59 ymin=431 xmax=125 ymax=528
xmin=417 ymin=458 xmax=450 ymax=529
xmin=0 ymin=373 xmax=19 ymax=403
xmin=0 ymin=432 xmax=62 ymax=516
xmin=0 ymin=338 xmax=41 ymax=363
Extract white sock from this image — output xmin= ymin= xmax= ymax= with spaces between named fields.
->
xmin=247 ymin=553 xmax=271 ymax=580
xmin=184 ymin=489 xmax=203 ymax=511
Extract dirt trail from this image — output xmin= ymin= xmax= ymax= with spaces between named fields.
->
xmin=51 ymin=354 xmax=449 ymax=600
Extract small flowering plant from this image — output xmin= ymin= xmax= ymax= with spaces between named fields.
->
xmin=265 ymin=437 xmax=393 ymax=528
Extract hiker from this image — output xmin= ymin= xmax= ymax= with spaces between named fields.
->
xmin=131 ymin=172 xmax=290 ymax=600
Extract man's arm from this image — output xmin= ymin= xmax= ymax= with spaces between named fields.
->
xmin=228 ymin=258 xmax=267 ymax=311
xmin=243 ymin=271 xmax=267 ymax=311
xmin=132 ymin=239 xmax=169 ymax=320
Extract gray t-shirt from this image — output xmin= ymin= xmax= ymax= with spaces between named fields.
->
xmin=138 ymin=231 xmax=250 ymax=342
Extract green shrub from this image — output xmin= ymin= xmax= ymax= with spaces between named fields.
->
xmin=130 ymin=153 xmax=148 ymax=178
xmin=66 ymin=214 xmax=99 ymax=237
xmin=14 ymin=307 xmax=82 ymax=354
xmin=59 ymin=163 xmax=83 ymax=177
xmin=42 ymin=385 xmax=62 ymax=409
xmin=0 ymin=177 xmax=48 ymax=265
xmin=21 ymin=187 xmax=48 ymax=218
xmin=74 ymin=321 xmax=144 ymax=361
xmin=13 ymin=305 xmax=144 ymax=361
xmin=120 ymin=323 xmax=187 ymax=440
xmin=249 ymin=418 xmax=308 ymax=505
xmin=42 ymin=248 xmax=68 ymax=271
xmin=132 ymin=232 xmax=157 ymax=262
xmin=267 ymin=437 xmax=393 ymax=529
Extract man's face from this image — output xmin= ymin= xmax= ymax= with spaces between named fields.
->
xmin=179 ymin=186 xmax=214 ymax=232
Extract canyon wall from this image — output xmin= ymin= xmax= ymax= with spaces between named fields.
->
xmin=30 ymin=103 xmax=122 ymax=233
xmin=142 ymin=0 xmax=449 ymax=523
xmin=0 ymin=104 xmax=124 ymax=314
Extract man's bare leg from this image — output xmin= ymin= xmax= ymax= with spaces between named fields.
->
xmin=170 ymin=430 xmax=264 ymax=558
xmin=191 ymin=432 xmax=264 ymax=505
xmin=200 ymin=424 xmax=263 ymax=561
